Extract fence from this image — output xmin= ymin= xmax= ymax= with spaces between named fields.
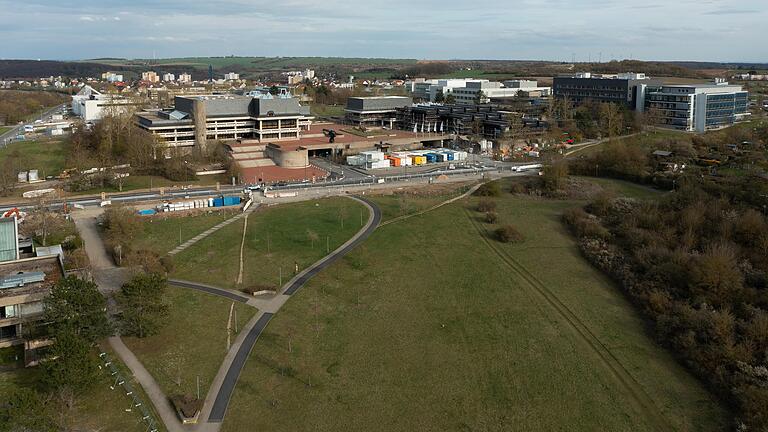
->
xmin=98 ymin=351 xmax=160 ymax=432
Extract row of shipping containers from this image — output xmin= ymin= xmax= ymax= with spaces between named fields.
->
xmin=387 ymin=149 xmax=469 ymax=168
xmin=348 ymin=148 xmax=469 ymax=170
xmin=140 ymin=195 xmax=242 ymax=215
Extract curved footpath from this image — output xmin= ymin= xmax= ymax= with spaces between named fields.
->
xmin=192 ymin=196 xmax=381 ymax=426
xmin=77 ymin=196 xmax=381 ymax=432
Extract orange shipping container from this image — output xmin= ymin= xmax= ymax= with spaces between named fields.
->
xmin=390 ymin=157 xmax=401 ymax=167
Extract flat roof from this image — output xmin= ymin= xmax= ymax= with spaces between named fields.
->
xmin=0 ymin=255 xmax=63 ymax=300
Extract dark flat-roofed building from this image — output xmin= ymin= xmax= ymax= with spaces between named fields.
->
xmin=553 ymin=72 xmax=662 ymax=110
xmin=344 ymin=96 xmax=412 ymax=127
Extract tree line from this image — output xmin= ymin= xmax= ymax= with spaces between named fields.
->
xmin=563 ymin=182 xmax=768 ymax=429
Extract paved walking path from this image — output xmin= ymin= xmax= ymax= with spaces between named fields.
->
xmin=168 ymin=208 xmax=256 ymax=256
xmin=380 ymin=181 xmax=485 ymax=227
xmin=74 ymin=197 xmax=380 ymax=431
xmin=72 ymin=210 xmax=186 ymax=432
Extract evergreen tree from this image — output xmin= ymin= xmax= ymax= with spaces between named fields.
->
xmin=116 ymin=273 xmax=169 ymax=338
xmin=42 ymin=328 xmax=99 ymax=392
xmin=43 ymin=276 xmax=111 ymax=343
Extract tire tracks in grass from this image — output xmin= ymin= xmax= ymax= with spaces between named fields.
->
xmin=463 ymin=207 xmax=673 ymax=431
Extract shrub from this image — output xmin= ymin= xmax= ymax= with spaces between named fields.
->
xmin=474 ymin=182 xmax=501 ymax=197
xmin=495 ymin=225 xmax=524 ymax=243
xmin=170 ymin=394 xmax=203 ymax=419
xmin=485 ymin=211 xmax=499 ymax=224
xmin=477 ymin=199 xmax=497 ymax=213
xmin=509 ymin=182 xmax=527 ymax=194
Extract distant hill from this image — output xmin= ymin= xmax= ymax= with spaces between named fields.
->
xmin=0 ymin=60 xmax=135 ymax=79
xmin=2 ymin=57 xmax=762 ymax=81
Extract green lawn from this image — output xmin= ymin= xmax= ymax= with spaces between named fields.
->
xmin=310 ymin=104 xmax=345 ymax=118
xmin=370 ymin=182 xmax=475 ymax=222
xmin=72 ymin=174 xmax=230 ymax=196
xmin=218 ymin=178 xmax=727 ymax=432
xmin=135 ymin=210 xmax=238 ymax=255
xmin=572 ymin=175 xmax=663 ymax=199
xmin=0 ymin=126 xmax=11 ymax=135
xmin=0 ymin=139 xmax=68 ymax=178
xmin=172 ymin=197 xmax=366 ymax=291
xmin=122 ymin=285 xmax=256 ymax=399
xmin=0 ymin=349 xmax=155 ymax=432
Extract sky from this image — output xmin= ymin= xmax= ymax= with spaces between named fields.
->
xmin=0 ymin=0 xmax=766 ymax=62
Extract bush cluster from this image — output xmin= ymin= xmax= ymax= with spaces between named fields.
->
xmin=564 ymin=185 xmax=768 ymax=429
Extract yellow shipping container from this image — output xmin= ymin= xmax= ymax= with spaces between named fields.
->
xmin=411 ymin=155 xmax=426 ymax=165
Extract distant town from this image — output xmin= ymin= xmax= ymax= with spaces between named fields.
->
xmin=1 ymin=54 xmax=768 ymax=432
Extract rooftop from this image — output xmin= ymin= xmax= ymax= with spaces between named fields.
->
xmin=0 ymin=256 xmax=63 ymax=300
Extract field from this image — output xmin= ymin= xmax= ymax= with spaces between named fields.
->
xmin=310 ymin=103 xmax=345 ymax=118
xmin=171 ymin=197 xmax=367 ymax=291
xmin=134 ymin=210 xmax=237 ymax=255
xmin=217 ymin=178 xmax=727 ymax=431
xmin=122 ymin=285 xmax=256 ymax=398
xmin=0 ymin=347 xmax=158 ymax=432
xmin=0 ymin=139 xmax=68 ymax=178
xmin=70 ymin=174 xmax=230 ymax=196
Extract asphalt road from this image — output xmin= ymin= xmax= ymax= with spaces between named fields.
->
xmin=168 ymin=279 xmax=249 ymax=303
xmin=207 ymin=313 xmax=274 ymax=423
xmin=0 ymin=103 xmax=68 ymax=145
xmin=284 ymin=196 xmax=382 ymax=295
xmin=206 ymin=197 xmax=382 ymax=424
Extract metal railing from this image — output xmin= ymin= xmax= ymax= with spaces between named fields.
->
xmin=98 ymin=351 xmax=160 ymax=432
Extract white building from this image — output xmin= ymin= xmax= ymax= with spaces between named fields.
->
xmin=224 ymin=72 xmax=240 ymax=81
xmin=70 ymin=86 xmax=136 ymax=122
xmin=142 ymin=71 xmax=159 ymax=83
xmin=178 ymin=73 xmax=192 ymax=84
xmin=162 ymin=73 xmax=176 ymax=82
xmin=646 ymin=81 xmax=749 ymax=132
xmin=101 ymin=72 xmax=124 ymax=83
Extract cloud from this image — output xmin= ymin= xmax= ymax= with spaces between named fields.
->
xmin=0 ymin=0 xmax=766 ymax=61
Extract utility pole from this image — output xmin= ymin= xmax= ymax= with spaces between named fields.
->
xmin=326 ymin=235 xmax=330 ymax=254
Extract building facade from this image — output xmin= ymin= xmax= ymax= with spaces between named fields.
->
xmin=344 ymin=96 xmax=413 ymax=127
xmin=645 ymin=82 xmax=749 ymax=132
xmin=553 ymin=72 xmax=659 ymax=110
xmin=71 ymin=86 xmax=138 ymax=122
xmin=136 ymin=94 xmax=313 ymax=151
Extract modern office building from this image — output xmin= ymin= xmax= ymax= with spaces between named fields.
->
xmin=178 ymin=73 xmax=193 ymax=84
xmin=452 ymin=80 xmax=551 ymax=104
xmin=344 ymin=96 xmax=413 ymax=127
xmin=162 ymin=73 xmax=176 ymax=82
xmin=136 ymin=94 xmax=313 ymax=152
xmin=71 ymin=85 xmax=139 ymax=121
xmin=553 ymin=72 xmax=660 ymax=110
xmin=224 ymin=72 xmax=240 ymax=81
xmin=407 ymin=78 xmax=550 ymax=104
xmin=396 ymin=104 xmax=532 ymax=138
xmin=645 ymin=81 xmax=749 ymax=132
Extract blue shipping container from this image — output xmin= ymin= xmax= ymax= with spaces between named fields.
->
xmin=425 ymin=153 xmax=437 ymax=163
xmin=213 ymin=198 xmax=224 ymax=207
xmin=435 ymin=153 xmax=446 ymax=162
xmin=445 ymin=152 xmax=454 ymax=161
xmin=137 ymin=209 xmax=157 ymax=216
xmin=222 ymin=196 xmax=241 ymax=206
